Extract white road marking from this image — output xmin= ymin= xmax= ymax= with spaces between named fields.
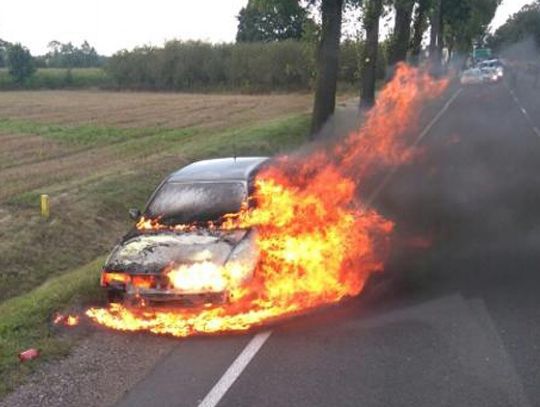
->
xmin=198 ymin=331 xmax=272 ymax=407
xmin=366 ymin=88 xmax=463 ymax=205
xmin=412 ymin=88 xmax=464 ymax=148
xmin=505 ymin=84 xmax=540 ymax=139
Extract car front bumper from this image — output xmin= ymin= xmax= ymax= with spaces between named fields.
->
xmin=126 ymin=286 xmax=229 ymax=305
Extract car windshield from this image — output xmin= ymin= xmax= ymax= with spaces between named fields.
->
xmin=145 ymin=182 xmax=247 ymax=224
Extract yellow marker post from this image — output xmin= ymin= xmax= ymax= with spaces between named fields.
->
xmin=40 ymin=194 xmax=50 ymax=219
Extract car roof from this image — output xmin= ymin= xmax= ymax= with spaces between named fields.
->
xmin=480 ymin=59 xmax=500 ymax=66
xmin=167 ymin=157 xmax=269 ymax=182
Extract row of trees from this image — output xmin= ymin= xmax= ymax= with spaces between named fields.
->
xmin=308 ymin=0 xmax=502 ymax=135
xmin=0 ymin=41 xmax=36 ymax=83
xmin=0 ymin=40 xmax=103 ymax=69
xmin=36 ymin=40 xmax=103 ymax=68
xmin=0 ymin=39 xmax=104 ymax=84
xmin=105 ymin=39 xmax=386 ymax=91
xmin=107 ymin=40 xmax=314 ymax=90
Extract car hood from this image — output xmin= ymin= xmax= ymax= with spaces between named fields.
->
xmin=105 ymin=230 xmax=248 ymax=274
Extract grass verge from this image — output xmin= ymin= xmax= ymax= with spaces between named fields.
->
xmin=0 ymin=257 xmax=105 ymax=397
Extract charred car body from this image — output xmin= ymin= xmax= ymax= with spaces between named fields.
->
xmin=101 ymin=157 xmax=268 ymax=305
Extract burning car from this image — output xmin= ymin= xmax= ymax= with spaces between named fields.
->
xmin=100 ymin=157 xmax=268 ymax=305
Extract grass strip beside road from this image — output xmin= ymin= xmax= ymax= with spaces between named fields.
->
xmin=0 ymin=257 xmax=105 ymax=397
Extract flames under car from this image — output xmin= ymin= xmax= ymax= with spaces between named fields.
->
xmin=101 ymin=157 xmax=267 ymax=305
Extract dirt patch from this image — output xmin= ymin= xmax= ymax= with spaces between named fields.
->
xmin=0 ymin=91 xmax=312 ymax=130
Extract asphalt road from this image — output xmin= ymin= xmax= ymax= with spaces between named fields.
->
xmin=114 ymin=77 xmax=540 ymax=407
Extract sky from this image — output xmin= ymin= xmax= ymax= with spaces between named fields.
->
xmin=0 ymin=0 xmax=534 ymax=56
xmin=490 ymin=0 xmax=532 ymax=31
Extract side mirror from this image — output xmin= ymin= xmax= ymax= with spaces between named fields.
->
xmin=128 ymin=208 xmax=141 ymax=220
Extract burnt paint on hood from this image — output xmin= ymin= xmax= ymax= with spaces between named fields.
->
xmin=105 ymin=230 xmax=248 ymax=274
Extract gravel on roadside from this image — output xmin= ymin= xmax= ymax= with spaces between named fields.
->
xmin=0 ymin=330 xmax=177 ymax=407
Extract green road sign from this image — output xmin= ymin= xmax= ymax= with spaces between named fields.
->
xmin=474 ymin=48 xmax=492 ymax=60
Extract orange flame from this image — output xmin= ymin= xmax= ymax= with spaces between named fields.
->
xmin=86 ymin=64 xmax=448 ymax=337
xmin=164 ymin=261 xmax=252 ymax=294
xmin=53 ymin=313 xmax=80 ymax=327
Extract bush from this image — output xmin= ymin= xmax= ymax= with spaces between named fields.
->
xmin=340 ymin=39 xmax=364 ymax=83
xmin=6 ymin=44 xmax=35 ymax=84
xmin=0 ymin=68 xmax=111 ymax=90
xmin=0 ymin=40 xmax=371 ymax=92
xmin=106 ymin=40 xmax=317 ymax=92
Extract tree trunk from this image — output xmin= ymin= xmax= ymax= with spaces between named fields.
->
xmin=388 ymin=0 xmax=415 ymax=66
xmin=437 ymin=2 xmax=445 ymax=66
xmin=310 ymin=0 xmax=344 ymax=138
xmin=429 ymin=0 xmax=441 ymax=67
xmin=410 ymin=0 xmax=429 ymax=65
xmin=360 ymin=0 xmax=383 ymax=109
xmin=447 ymin=35 xmax=455 ymax=66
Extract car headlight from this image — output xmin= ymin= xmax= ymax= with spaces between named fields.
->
xmin=101 ymin=271 xmax=130 ymax=287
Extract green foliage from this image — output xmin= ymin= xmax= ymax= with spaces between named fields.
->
xmin=442 ymin=0 xmax=502 ymax=53
xmin=39 ymin=40 xmax=103 ymax=68
xmin=0 ymin=67 xmax=110 ymax=89
xmin=487 ymin=1 xmax=540 ymax=51
xmin=230 ymin=41 xmax=315 ymax=89
xmin=6 ymin=44 xmax=36 ymax=83
xmin=236 ymin=0 xmax=309 ymax=42
xmin=106 ymin=40 xmax=317 ymax=91
xmin=340 ymin=39 xmax=363 ymax=83
xmin=0 ymin=39 xmax=11 ymax=68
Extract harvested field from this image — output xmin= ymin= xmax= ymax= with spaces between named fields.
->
xmin=0 ymin=133 xmax=76 ymax=171
xmin=0 ymin=91 xmax=312 ymax=129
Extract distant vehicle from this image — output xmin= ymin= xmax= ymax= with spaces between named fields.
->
xmin=478 ymin=59 xmax=504 ymax=81
xmin=460 ymin=68 xmax=485 ymax=85
xmin=480 ymin=67 xmax=501 ymax=83
xmin=100 ymin=157 xmax=269 ymax=305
